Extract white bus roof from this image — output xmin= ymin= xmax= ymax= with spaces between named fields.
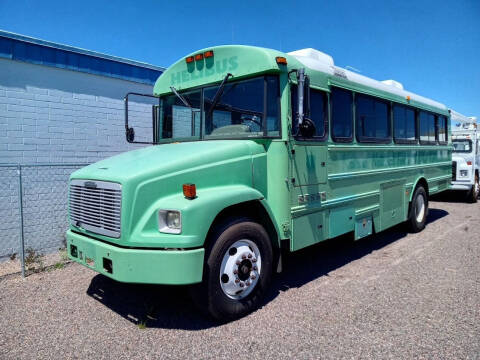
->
xmin=288 ymin=48 xmax=448 ymax=112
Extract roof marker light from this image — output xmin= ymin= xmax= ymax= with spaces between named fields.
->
xmin=406 ymin=95 xmax=411 ymax=101
xmin=195 ymin=53 xmax=204 ymax=61
xmin=186 ymin=56 xmax=194 ymax=64
xmin=276 ymin=56 xmax=287 ymax=65
xmin=204 ymin=50 xmax=214 ymax=58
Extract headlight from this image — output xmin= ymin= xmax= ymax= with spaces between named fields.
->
xmin=158 ymin=210 xmax=181 ymax=234
xmin=460 ymin=170 xmax=468 ymax=177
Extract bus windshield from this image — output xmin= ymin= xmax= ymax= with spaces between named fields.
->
xmin=452 ymin=139 xmax=472 ymax=153
xmin=158 ymin=75 xmax=280 ymax=142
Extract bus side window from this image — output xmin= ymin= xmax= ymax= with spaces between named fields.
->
xmin=331 ymin=87 xmax=353 ymax=142
xmin=355 ymin=94 xmax=390 ymax=143
xmin=437 ymin=115 xmax=447 ymax=143
xmin=291 ymin=86 xmax=327 ymax=140
xmin=419 ymin=111 xmax=436 ymax=144
xmin=393 ymin=104 xmax=416 ymax=143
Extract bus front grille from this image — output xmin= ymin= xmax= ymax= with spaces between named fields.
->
xmin=69 ymin=179 xmax=122 ymax=238
xmin=452 ymin=161 xmax=457 ymax=181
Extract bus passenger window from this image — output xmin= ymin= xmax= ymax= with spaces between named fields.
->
xmin=393 ymin=105 xmax=416 ymax=143
xmin=291 ymin=86 xmax=327 ymax=139
xmin=331 ymin=88 xmax=353 ymax=142
xmin=356 ymin=94 xmax=390 ymax=142
xmin=419 ymin=111 xmax=436 ymax=143
xmin=437 ymin=115 xmax=447 ymax=143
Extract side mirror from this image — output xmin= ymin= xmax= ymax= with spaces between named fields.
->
xmin=296 ymin=68 xmax=316 ymax=138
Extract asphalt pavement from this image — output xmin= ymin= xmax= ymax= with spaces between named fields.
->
xmin=1 ymin=192 xmax=479 ymax=359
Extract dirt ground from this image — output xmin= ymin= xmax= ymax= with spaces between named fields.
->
xmin=1 ymin=193 xmax=479 ymax=359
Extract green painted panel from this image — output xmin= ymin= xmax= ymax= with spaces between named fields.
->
xmin=329 ymin=206 xmax=355 ymax=238
xmin=291 ymin=212 xmax=325 ymax=251
xmin=380 ymin=180 xmax=406 ymax=230
xmin=293 ymin=145 xmax=327 ymax=186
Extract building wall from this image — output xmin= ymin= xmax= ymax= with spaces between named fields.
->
xmin=0 ymin=57 xmax=154 ymax=164
xmin=0 ymin=57 xmax=158 ymax=259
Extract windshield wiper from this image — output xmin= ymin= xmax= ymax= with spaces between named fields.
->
xmin=206 ymin=73 xmax=233 ymax=120
xmin=170 ymin=86 xmax=192 ymax=108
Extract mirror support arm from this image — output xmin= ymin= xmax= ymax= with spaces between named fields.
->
xmin=297 ymin=68 xmax=305 ymax=125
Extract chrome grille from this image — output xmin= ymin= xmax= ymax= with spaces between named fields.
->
xmin=69 ymin=179 xmax=122 ymax=238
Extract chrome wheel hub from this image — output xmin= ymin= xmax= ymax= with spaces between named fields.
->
xmin=219 ymin=239 xmax=261 ymax=300
xmin=415 ymin=194 xmax=425 ymax=223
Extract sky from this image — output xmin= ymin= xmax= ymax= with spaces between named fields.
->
xmin=1 ymin=0 xmax=479 ymax=118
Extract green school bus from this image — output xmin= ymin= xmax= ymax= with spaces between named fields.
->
xmin=67 ymin=46 xmax=451 ymax=320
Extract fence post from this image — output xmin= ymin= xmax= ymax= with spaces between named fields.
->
xmin=17 ymin=165 xmax=25 ymax=278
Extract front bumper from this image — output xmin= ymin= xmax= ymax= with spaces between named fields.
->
xmin=66 ymin=230 xmax=205 ymax=285
xmin=450 ymin=182 xmax=472 ymax=191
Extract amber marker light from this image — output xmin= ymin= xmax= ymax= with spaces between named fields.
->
xmin=195 ymin=53 xmax=204 ymax=61
xmin=204 ymin=50 xmax=214 ymax=58
xmin=406 ymin=95 xmax=411 ymax=101
xmin=183 ymin=183 xmax=197 ymax=199
xmin=276 ymin=56 xmax=287 ymax=65
xmin=186 ymin=56 xmax=195 ymax=64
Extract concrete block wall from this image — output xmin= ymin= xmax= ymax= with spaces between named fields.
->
xmin=0 ymin=57 xmax=157 ymax=259
xmin=0 ymin=57 xmax=154 ymax=165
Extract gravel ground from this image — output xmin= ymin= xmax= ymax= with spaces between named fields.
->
xmin=1 ymin=193 xmax=479 ymax=359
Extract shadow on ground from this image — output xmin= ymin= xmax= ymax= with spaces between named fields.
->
xmin=86 ymin=208 xmax=448 ymax=330
xmin=431 ymin=190 xmax=474 ymax=203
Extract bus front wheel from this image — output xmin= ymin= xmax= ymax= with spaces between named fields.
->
xmin=191 ymin=218 xmax=273 ymax=321
xmin=407 ymin=185 xmax=428 ymax=233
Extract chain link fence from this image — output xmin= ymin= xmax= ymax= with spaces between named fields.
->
xmin=0 ymin=163 xmax=88 ymax=276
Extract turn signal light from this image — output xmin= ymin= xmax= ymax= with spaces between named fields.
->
xmin=186 ymin=56 xmax=195 ymax=64
xmin=204 ymin=50 xmax=214 ymax=58
xmin=195 ymin=53 xmax=204 ymax=61
xmin=276 ymin=56 xmax=287 ymax=65
xmin=467 ymin=161 xmax=472 ymax=166
xmin=183 ymin=183 xmax=197 ymax=199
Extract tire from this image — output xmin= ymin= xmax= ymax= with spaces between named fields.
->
xmin=190 ymin=218 xmax=273 ymax=321
xmin=467 ymin=173 xmax=479 ymax=203
xmin=407 ymin=185 xmax=428 ymax=233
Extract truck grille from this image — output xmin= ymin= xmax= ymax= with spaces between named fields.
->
xmin=69 ymin=179 xmax=122 ymax=238
xmin=452 ymin=161 xmax=457 ymax=181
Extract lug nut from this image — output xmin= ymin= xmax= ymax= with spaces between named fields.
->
xmin=248 ymin=253 xmax=252 ymax=258
xmin=240 ymin=282 xmax=244 ymax=288
xmin=252 ymin=258 xmax=257 ymax=263
xmin=233 ymin=269 xmax=238 ymax=274
xmin=246 ymin=281 xmax=250 ymax=286
xmin=235 ymin=278 xmax=240 ymax=283
xmin=253 ymin=266 xmax=258 ymax=271
xmin=242 ymin=254 xmax=246 ymax=259
xmin=251 ymin=274 xmax=256 ymax=280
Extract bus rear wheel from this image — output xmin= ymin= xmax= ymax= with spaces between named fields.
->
xmin=467 ymin=173 xmax=479 ymax=203
xmin=407 ymin=185 xmax=428 ymax=233
xmin=191 ymin=218 xmax=273 ymax=321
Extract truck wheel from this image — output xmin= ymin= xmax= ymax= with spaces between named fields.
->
xmin=467 ymin=173 xmax=479 ymax=203
xmin=407 ymin=185 xmax=428 ymax=233
xmin=191 ymin=218 xmax=273 ymax=321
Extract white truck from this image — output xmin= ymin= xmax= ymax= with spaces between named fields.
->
xmin=450 ymin=110 xmax=479 ymax=202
